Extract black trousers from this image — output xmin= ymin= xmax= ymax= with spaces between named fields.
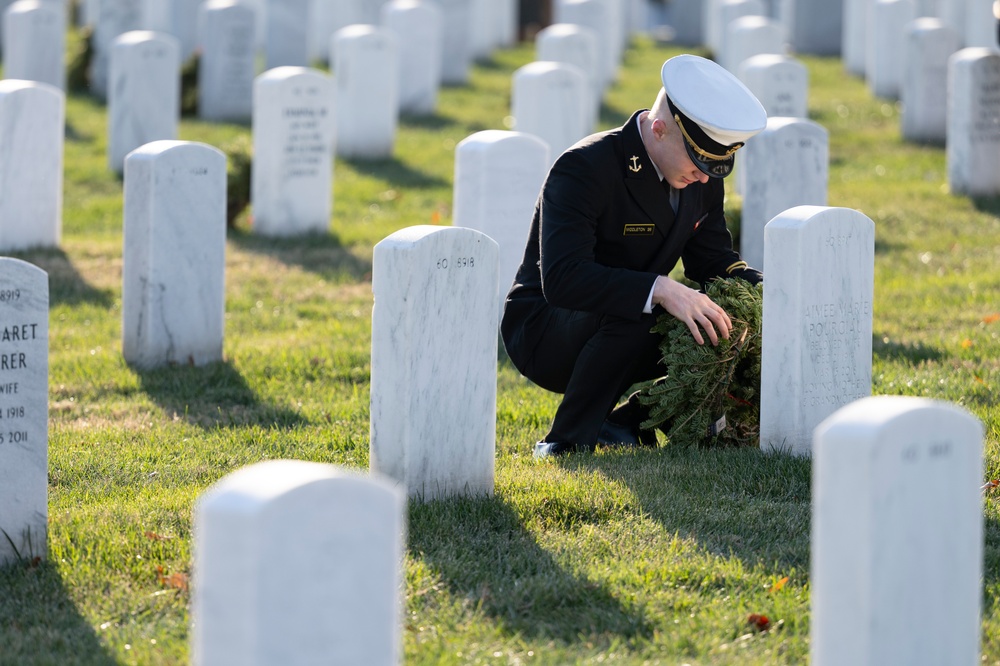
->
xmin=505 ymin=306 xmax=665 ymax=447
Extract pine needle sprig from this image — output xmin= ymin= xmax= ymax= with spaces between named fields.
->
xmin=637 ymin=278 xmax=763 ymax=448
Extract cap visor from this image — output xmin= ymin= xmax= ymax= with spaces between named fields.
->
xmin=684 ymin=141 xmax=733 ymax=179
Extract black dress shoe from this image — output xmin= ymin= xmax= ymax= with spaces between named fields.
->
xmin=533 ymin=440 xmax=578 ymax=458
xmin=602 ymin=393 xmax=658 ymax=448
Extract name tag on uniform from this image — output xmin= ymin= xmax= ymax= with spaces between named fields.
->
xmin=623 ymin=224 xmax=655 ymax=236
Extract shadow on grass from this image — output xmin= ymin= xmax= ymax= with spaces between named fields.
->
xmin=227 ymin=228 xmax=373 ymax=282
xmin=971 ymin=195 xmax=1000 ymax=217
xmin=7 ymin=248 xmax=114 ymax=308
xmin=340 ymin=154 xmax=451 ymax=190
xmin=399 ymin=112 xmax=458 ymax=131
xmin=573 ymin=446 xmax=813 ymax=574
xmin=0 ymin=560 xmax=117 ymax=665
xmin=135 ymin=360 xmax=306 ymax=429
xmin=872 ymin=334 xmax=945 ymax=364
xmin=408 ymin=495 xmax=654 ymax=643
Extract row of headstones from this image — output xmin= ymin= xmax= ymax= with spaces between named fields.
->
xmin=0 ymin=200 xmax=985 ymax=659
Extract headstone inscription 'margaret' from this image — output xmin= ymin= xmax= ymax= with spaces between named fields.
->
xmin=3 ymin=0 xmax=66 ymax=90
xmin=198 ymin=0 xmax=256 ymax=122
xmin=122 ymin=141 xmax=226 ymax=369
xmin=453 ymin=130 xmax=550 ymax=314
xmin=902 ymin=18 xmax=961 ymax=144
xmin=739 ymin=117 xmax=829 ymax=270
xmin=332 ymin=24 xmax=399 ymax=160
xmin=193 ymin=460 xmax=404 ymax=666
xmin=108 ymin=31 xmax=181 ymax=173
xmin=370 ymin=226 xmax=498 ymax=500
xmin=948 ymin=48 xmax=1000 ymax=196
xmin=512 ymin=61 xmax=589 ymax=166
xmin=0 ymin=80 xmax=64 ymax=253
xmin=0 ymin=258 xmax=48 ymax=566
xmin=251 ymin=67 xmax=335 ymax=236
xmin=760 ymin=206 xmax=874 ymax=456
xmin=811 ymin=396 xmax=984 ymax=666
xmin=381 ymin=0 xmax=443 ymax=115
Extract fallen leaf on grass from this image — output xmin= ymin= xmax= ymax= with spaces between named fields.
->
xmin=974 ymin=376 xmax=987 ymax=386
xmin=144 ymin=531 xmax=173 ymax=541
xmin=984 ymin=313 xmax=1000 ymax=324
xmin=746 ymin=613 xmax=770 ymax=632
xmin=961 ymin=339 xmax=973 ymax=349
xmin=156 ymin=566 xmax=189 ymax=591
xmin=769 ymin=576 xmax=789 ymax=593
xmin=982 ymin=480 xmax=999 ymax=493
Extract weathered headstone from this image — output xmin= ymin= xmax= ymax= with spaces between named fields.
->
xmin=721 ymin=14 xmax=783 ymax=74
xmin=265 ymin=0 xmax=309 ymax=68
xmin=370 ymin=225 xmax=498 ymax=500
xmin=812 ymin=396 xmax=983 ymax=666
xmin=453 ymin=131 xmax=550 ymax=313
xmin=332 ymin=25 xmax=398 ymax=159
xmin=198 ymin=0 xmax=256 ymax=122
xmin=738 ymin=53 xmax=808 ymax=118
xmin=740 ymin=118 xmax=828 ymax=270
xmin=122 ymin=141 xmax=226 ymax=369
xmin=193 ymin=460 xmax=404 ymax=666
xmin=867 ymin=0 xmax=916 ymax=100
xmin=947 ymin=47 xmax=1000 ymax=195
xmin=3 ymin=0 xmax=66 ymax=90
xmin=842 ymin=0 xmax=867 ymax=75
xmin=429 ymin=0 xmax=472 ymax=84
xmin=553 ymin=0 xmax=615 ymax=90
xmin=381 ymin=0 xmax=443 ymax=115
xmin=90 ymin=0 xmax=146 ymax=99
xmin=0 ymin=258 xmax=48 ymax=567
xmin=251 ymin=67 xmax=335 ymax=236
xmin=536 ymin=23 xmax=601 ymax=128
xmin=760 ymin=206 xmax=874 ymax=456
xmin=901 ymin=18 xmax=961 ymax=143
xmin=0 ymin=80 xmax=63 ymax=252
xmin=108 ymin=31 xmax=180 ymax=173
xmin=779 ymin=0 xmax=843 ymax=55
xmin=511 ymin=61 xmax=589 ymax=164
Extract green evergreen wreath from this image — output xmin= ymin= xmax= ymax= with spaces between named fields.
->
xmin=637 ymin=278 xmax=763 ymax=448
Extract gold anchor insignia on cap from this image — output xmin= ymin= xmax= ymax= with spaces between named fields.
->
xmin=628 ymin=155 xmax=642 ymax=173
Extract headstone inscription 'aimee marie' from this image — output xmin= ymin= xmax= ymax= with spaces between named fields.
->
xmin=193 ymin=460 xmax=404 ymax=666
xmin=0 ymin=258 xmax=48 ymax=566
xmin=122 ymin=141 xmax=226 ymax=369
xmin=370 ymin=225 xmax=498 ymax=500
xmin=760 ymin=206 xmax=874 ymax=456
xmin=812 ymin=396 xmax=984 ymax=666
xmin=251 ymin=67 xmax=335 ymax=236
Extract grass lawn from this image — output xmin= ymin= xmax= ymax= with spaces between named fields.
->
xmin=1 ymin=28 xmax=999 ymax=666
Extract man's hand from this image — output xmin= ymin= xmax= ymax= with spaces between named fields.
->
xmin=651 ymin=275 xmax=732 ymax=346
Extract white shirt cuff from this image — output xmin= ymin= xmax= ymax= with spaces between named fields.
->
xmin=643 ymin=284 xmax=655 ymax=314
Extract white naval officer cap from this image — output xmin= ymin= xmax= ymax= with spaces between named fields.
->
xmin=660 ymin=54 xmax=767 ymax=178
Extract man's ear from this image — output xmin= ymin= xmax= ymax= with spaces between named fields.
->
xmin=650 ymin=117 xmax=668 ymax=140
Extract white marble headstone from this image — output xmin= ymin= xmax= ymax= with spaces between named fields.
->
xmin=265 ymin=0 xmax=309 ymax=68
xmin=947 ymin=47 xmax=1000 ymax=196
xmin=760 ymin=206 xmax=874 ymax=456
xmin=867 ymin=0 xmax=916 ymax=100
xmin=381 ymin=0 xmax=443 ymax=115
xmin=332 ymin=25 xmax=399 ymax=159
xmin=198 ymin=0 xmax=256 ymax=122
xmin=251 ymin=67 xmax=335 ymax=236
xmin=512 ymin=61 xmax=589 ymax=165
xmin=902 ymin=18 xmax=961 ymax=143
xmin=842 ymin=0 xmax=867 ymax=75
xmin=536 ymin=23 xmax=601 ymax=130
xmin=3 ymin=1 xmax=66 ymax=90
xmin=708 ymin=0 xmax=766 ymax=59
xmin=370 ymin=225 xmax=498 ymax=500
xmin=429 ymin=0 xmax=472 ymax=84
xmin=0 ymin=80 xmax=64 ymax=252
xmin=108 ymin=31 xmax=180 ymax=173
xmin=721 ymin=14 xmax=783 ymax=74
xmin=739 ymin=117 xmax=828 ymax=269
xmin=90 ymin=0 xmax=146 ymax=99
xmin=779 ymin=0 xmax=842 ymax=55
xmin=738 ymin=54 xmax=808 ymax=118
xmin=122 ymin=141 xmax=226 ymax=369
xmin=453 ymin=130 xmax=549 ymax=314
xmin=0 ymin=259 xmax=48 ymax=566
xmin=553 ymin=0 xmax=615 ymax=90
xmin=193 ymin=460 xmax=404 ymax=666
xmin=811 ymin=396 xmax=983 ymax=666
